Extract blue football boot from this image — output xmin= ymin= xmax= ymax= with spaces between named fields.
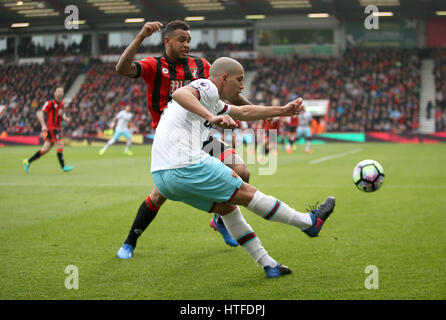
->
xmin=302 ymin=196 xmax=335 ymax=237
xmin=210 ymin=214 xmax=238 ymax=247
xmin=117 ymin=243 xmax=135 ymax=259
xmin=23 ymin=159 xmax=30 ymax=173
xmin=264 ymin=263 xmax=292 ymax=279
xmin=62 ymin=165 xmax=74 ymax=172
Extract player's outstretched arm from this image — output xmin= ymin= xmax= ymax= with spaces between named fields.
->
xmin=172 ymin=86 xmax=238 ymax=129
xmin=116 ymin=21 xmax=163 ymax=79
xmin=229 ymin=98 xmax=304 ymax=121
xmin=227 ymin=94 xmax=252 ymax=106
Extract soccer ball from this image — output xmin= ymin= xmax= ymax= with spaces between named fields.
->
xmin=352 ymin=160 xmax=385 ymax=192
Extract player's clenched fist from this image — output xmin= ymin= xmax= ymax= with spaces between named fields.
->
xmin=138 ymin=21 xmax=163 ymax=39
xmin=210 ymin=115 xmax=238 ymax=129
xmin=283 ymin=97 xmax=304 ymax=116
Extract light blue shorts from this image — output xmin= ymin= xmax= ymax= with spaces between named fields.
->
xmin=297 ymin=127 xmax=312 ymax=138
xmin=152 ymin=156 xmax=243 ymax=212
xmin=113 ymin=130 xmax=132 ymax=140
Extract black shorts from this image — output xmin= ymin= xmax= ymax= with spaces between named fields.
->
xmin=43 ymin=129 xmax=61 ymax=143
xmin=202 ymin=136 xmax=244 ymax=166
xmin=285 ymin=124 xmax=297 ymax=132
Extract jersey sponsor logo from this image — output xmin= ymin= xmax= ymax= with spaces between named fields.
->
xmin=203 ymin=120 xmax=213 ymax=128
xmin=170 ymin=80 xmax=184 ymax=93
xmin=169 ymin=79 xmax=191 ymax=94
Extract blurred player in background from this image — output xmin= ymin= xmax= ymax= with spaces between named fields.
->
xmin=284 ymin=115 xmax=298 ymax=153
xmin=99 ymin=104 xmax=134 ymax=156
xmin=257 ymin=117 xmax=280 ymax=163
xmin=23 ymin=86 xmax=74 ymax=173
xmin=297 ymin=107 xmax=313 ymax=153
xmin=114 ymin=20 xmax=254 ymax=259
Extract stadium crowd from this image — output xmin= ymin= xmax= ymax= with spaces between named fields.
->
xmin=433 ymin=48 xmax=446 ymax=132
xmin=2 ymin=47 xmax=446 ymax=137
xmin=249 ymin=48 xmax=422 ymax=133
xmin=0 ymin=62 xmax=84 ymax=135
xmin=66 ymin=60 xmax=149 ymax=136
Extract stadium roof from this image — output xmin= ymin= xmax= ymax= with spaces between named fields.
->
xmin=1 ymin=0 xmax=446 ymax=33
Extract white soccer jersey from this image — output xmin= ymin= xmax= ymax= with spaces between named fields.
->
xmin=298 ymin=111 xmax=313 ymax=128
xmin=115 ymin=110 xmax=133 ymax=132
xmin=151 ymin=79 xmax=231 ymax=172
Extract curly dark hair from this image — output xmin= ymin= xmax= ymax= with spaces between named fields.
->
xmin=163 ymin=20 xmax=190 ymax=37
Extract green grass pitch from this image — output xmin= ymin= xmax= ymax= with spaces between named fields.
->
xmin=0 ymin=143 xmax=445 ymax=300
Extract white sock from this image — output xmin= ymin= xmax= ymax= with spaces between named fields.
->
xmin=124 ymin=140 xmax=132 ymax=152
xmin=220 ymin=207 xmax=277 ymax=268
xmin=247 ymin=190 xmax=312 ymax=230
xmin=306 ymin=140 xmax=311 ymax=151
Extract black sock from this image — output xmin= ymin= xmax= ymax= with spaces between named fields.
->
xmin=124 ymin=200 xmax=159 ymax=247
xmin=28 ymin=150 xmax=42 ymax=163
xmin=57 ymin=152 xmax=65 ymax=168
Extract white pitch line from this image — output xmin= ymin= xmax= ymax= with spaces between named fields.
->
xmin=309 ymin=148 xmax=363 ymax=165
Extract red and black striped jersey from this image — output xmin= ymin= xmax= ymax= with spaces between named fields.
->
xmin=137 ymin=54 xmax=211 ymax=130
xmin=42 ymin=99 xmax=64 ymax=130
xmin=262 ymin=118 xmax=281 ymax=130
xmin=287 ymin=115 xmax=299 ymax=126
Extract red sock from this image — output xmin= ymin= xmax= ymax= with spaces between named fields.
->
xmin=145 ymin=195 xmax=160 ymax=212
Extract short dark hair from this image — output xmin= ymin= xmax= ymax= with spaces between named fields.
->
xmin=163 ymin=20 xmax=190 ymax=37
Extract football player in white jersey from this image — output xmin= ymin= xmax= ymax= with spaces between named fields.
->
xmin=99 ymin=105 xmax=134 ymax=156
xmin=297 ymin=108 xmax=313 ymax=153
xmin=149 ymin=57 xmax=335 ymax=278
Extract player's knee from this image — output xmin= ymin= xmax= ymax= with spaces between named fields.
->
xmin=212 ymin=203 xmax=238 ymax=215
xmin=150 ymin=190 xmax=166 ymax=207
xmin=233 ymin=164 xmax=250 ymax=183
xmin=41 ymin=145 xmax=50 ymax=154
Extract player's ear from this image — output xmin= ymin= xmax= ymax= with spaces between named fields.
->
xmin=163 ymin=36 xmax=170 ymax=46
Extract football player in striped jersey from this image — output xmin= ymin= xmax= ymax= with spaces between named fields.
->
xmin=115 ymin=20 xmax=253 ymax=259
